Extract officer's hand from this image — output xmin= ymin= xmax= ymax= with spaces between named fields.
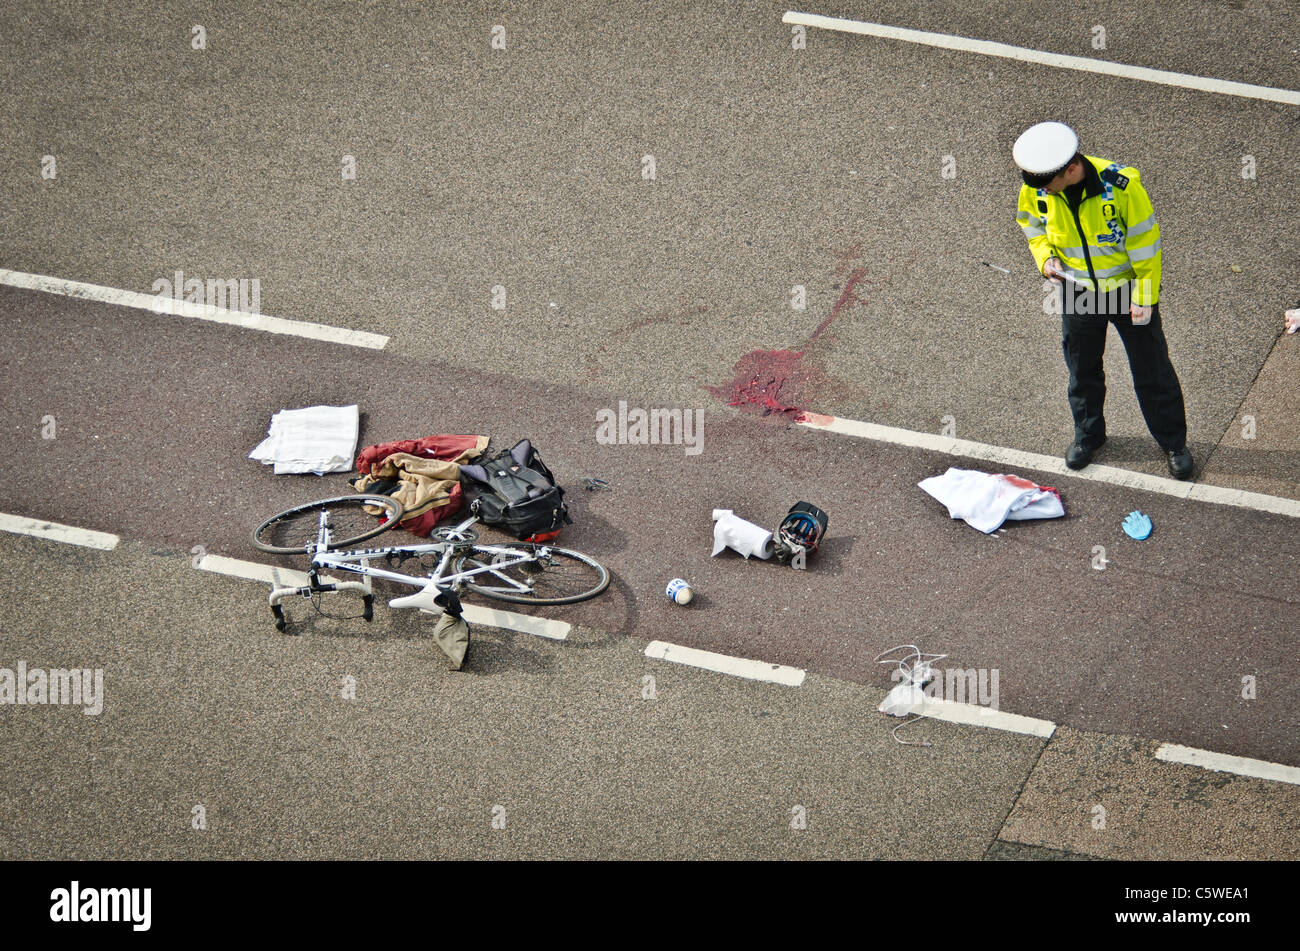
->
xmin=1131 ymin=304 xmax=1153 ymax=325
xmin=1042 ymin=257 xmax=1065 ymax=285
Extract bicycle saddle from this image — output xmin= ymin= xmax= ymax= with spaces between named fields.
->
xmin=389 ymin=577 xmax=450 ymax=612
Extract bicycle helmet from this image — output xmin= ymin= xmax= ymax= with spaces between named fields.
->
xmin=774 ymin=501 xmax=828 ymax=563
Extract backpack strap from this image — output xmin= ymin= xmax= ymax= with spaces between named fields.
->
xmin=463 ymin=444 xmax=560 ymax=504
xmin=505 ymin=464 xmax=553 ymax=492
xmin=489 ymin=464 xmax=553 ymax=502
xmin=483 ymin=467 xmax=527 ymax=504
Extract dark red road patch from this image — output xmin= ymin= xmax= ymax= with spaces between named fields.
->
xmin=709 ymin=348 xmax=823 ymax=418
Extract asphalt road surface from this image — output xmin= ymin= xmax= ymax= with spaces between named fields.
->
xmin=1 ymin=0 xmax=1297 ymax=862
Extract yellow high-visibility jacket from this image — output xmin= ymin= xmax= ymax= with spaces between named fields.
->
xmin=1016 ymin=155 xmax=1162 ymax=305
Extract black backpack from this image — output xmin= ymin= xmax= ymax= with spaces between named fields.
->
xmin=458 ymin=440 xmax=571 ymax=541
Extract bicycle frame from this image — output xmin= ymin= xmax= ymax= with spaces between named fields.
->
xmin=267 ymin=513 xmax=544 ymax=623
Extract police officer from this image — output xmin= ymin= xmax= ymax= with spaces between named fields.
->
xmin=1013 ymin=121 xmax=1193 ymax=479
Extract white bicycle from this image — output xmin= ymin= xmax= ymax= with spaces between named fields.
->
xmin=251 ymin=495 xmax=609 ymax=632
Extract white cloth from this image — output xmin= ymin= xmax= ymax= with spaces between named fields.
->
xmin=711 ymin=509 xmax=775 ymax=559
xmin=918 ymin=468 xmax=1065 ymax=534
xmin=250 ymin=405 xmax=359 ymax=475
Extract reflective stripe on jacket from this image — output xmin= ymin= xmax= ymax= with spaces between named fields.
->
xmin=1016 ymin=155 xmax=1162 ymax=305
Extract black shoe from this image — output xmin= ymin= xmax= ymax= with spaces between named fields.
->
xmin=433 ymin=588 xmax=464 ymax=618
xmin=1167 ymin=447 xmax=1193 ymax=480
xmin=1065 ymin=437 xmax=1105 ymax=470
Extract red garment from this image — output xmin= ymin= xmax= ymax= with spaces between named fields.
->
xmin=355 ymin=434 xmax=486 ymax=476
xmin=398 ymin=486 xmax=462 ymax=537
xmin=404 ymin=506 xmax=448 ymax=536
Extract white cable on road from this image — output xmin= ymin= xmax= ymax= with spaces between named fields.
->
xmin=0 ymin=268 xmax=389 ymax=350
xmin=783 ymin=11 xmax=1300 ymax=106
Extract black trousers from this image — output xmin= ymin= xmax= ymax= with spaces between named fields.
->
xmin=1060 ymin=302 xmax=1188 ymax=452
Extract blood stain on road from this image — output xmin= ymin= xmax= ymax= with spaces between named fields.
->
xmin=624 ymin=304 xmax=707 ymax=334
xmin=710 ymin=244 xmax=871 ymax=418
xmin=581 ymin=303 xmax=707 ymax=380
xmin=808 ymin=266 xmax=869 ymax=344
xmin=831 ymin=241 xmax=865 ymax=277
xmin=709 ymin=348 xmax=823 ymax=418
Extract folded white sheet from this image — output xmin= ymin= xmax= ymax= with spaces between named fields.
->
xmin=250 ymin=404 xmax=359 ymax=475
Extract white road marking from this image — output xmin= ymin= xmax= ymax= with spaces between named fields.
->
xmin=911 ymin=697 xmax=1057 ymax=739
xmin=797 ymin=412 xmax=1300 ymax=518
xmin=0 ymin=268 xmax=388 ymax=350
xmin=644 ymin=641 xmax=807 ymax=686
xmin=453 ymin=605 xmax=569 ymax=641
xmin=783 ymin=11 xmax=1300 ymax=106
xmin=195 ymin=554 xmax=570 ymax=640
xmin=46 ymin=551 xmax=1287 ymax=770
xmin=1155 ymin=743 xmax=1300 ymax=786
xmin=194 ymin=554 xmax=330 ymax=588
xmin=0 ymin=512 xmax=119 ymax=550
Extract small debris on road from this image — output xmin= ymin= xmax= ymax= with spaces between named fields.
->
xmin=666 ymin=578 xmax=693 ymax=605
xmin=1123 ymin=510 xmax=1153 ymax=540
xmin=875 ymin=644 xmax=949 ymax=747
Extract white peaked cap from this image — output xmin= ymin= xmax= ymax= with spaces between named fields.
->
xmin=1013 ymin=121 xmax=1079 ymax=174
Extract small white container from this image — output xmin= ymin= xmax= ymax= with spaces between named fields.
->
xmin=665 ymin=578 xmax=693 ymax=605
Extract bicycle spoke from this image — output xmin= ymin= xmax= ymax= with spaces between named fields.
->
xmin=453 ymin=545 xmax=608 ymax=605
xmin=458 ymin=556 xmax=533 ymax=593
xmin=252 ymin=496 xmax=403 ymax=554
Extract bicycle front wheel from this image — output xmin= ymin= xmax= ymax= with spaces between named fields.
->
xmin=453 ymin=544 xmax=609 ymax=605
xmin=251 ymin=495 xmax=404 ymax=554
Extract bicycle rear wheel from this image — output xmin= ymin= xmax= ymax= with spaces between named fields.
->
xmin=453 ymin=544 xmax=609 ymax=605
xmin=251 ymin=495 xmax=404 ymax=554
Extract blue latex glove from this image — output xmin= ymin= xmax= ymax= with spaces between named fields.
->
xmin=1123 ymin=511 xmax=1153 ymax=540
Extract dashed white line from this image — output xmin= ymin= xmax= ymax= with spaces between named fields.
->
xmin=0 ymin=268 xmax=389 ymax=350
xmin=195 ymin=554 xmax=569 ymax=640
xmin=1155 ymin=743 xmax=1300 ymax=787
xmin=797 ymin=412 xmax=1300 ymax=519
xmin=644 ymin=641 xmax=807 ymax=687
xmin=783 ymin=11 xmax=1300 ymax=106
xmin=456 ymin=605 xmax=569 ymax=641
xmin=29 ymin=545 xmax=1290 ymax=780
xmin=912 ymin=697 xmax=1057 ymax=739
xmin=194 ymin=554 xmax=330 ymax=588
xmin=0 ymin=512 xmax=119 ymax=550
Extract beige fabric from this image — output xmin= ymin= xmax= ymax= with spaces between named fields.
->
xmin=432 ymin=612 xmax=470 ymax=669
xmin=354 ymin=441 xmax=485 ymax=519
